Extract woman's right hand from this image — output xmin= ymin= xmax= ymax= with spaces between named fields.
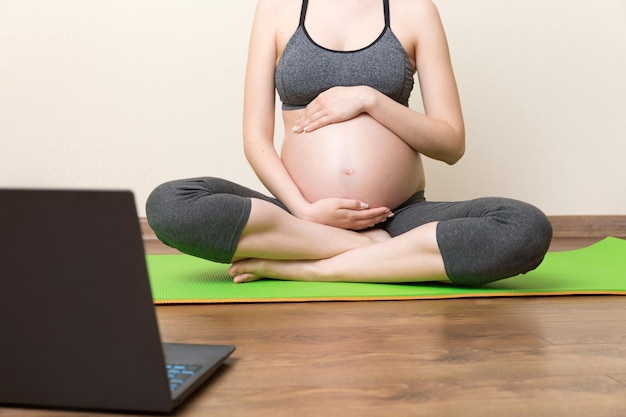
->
xmin=298 ymin=198 xmax=394 ymax=230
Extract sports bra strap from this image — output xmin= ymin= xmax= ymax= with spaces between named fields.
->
xmin=299 ymin=0 xmax=308 ymax=27
xmin=384 ymin=0 xmax=390 ymax=27
xmin=299 ymin=0 xmax=389 ymax=28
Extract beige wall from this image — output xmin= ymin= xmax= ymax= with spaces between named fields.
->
xmin=1 ymin=0 xmax=625 ymax=216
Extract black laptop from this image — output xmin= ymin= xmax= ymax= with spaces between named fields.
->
xmin=0 ymin=189 xmax=235 ymax=413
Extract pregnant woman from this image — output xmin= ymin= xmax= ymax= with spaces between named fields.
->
xmin=146 ymin=0 xmax=553 ymax=286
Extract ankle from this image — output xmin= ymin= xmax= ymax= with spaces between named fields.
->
xmin=313 ymin=257 xmax=346 ymax=282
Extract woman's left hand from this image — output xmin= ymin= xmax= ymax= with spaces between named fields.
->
xmin=292 ymin=86 xmax=372 ymax=133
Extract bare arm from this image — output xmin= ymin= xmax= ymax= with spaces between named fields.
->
xmin=243 ymin=0 xmax=392 ymax=229
xmin=243 ymin=0 xmax=309 ymax=212
xmin=366 ymin=0 xmax=465 ymax=164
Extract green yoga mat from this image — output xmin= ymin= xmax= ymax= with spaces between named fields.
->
xmin=147 ymin=237 xmax=626 ymax=304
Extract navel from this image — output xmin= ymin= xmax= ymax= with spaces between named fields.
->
xmin=343 ymin=166 xmax=355 ymax=176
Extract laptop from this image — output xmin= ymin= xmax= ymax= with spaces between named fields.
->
xmin=0 ymin=189 xmax=235 ymax=413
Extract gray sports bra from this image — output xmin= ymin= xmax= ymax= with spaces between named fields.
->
xmin=275 ymin=0 xmax=415 ymax=111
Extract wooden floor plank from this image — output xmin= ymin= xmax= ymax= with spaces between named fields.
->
xmin=2 ymin=238 xmax=626 ymax=417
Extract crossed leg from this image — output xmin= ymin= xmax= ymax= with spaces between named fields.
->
xmin=229 ymin=198 xmax=449 ymax=284
xmin=147 ymin=179 xmax=551 ymax=286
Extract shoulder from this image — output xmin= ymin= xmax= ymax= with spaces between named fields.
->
xmin=253 ymin=0 xmax=301 ymax=52
xmin=254 ymin=0 xmax=301 ymax=23
xmin=394 ymin=0 xmax=439 ymax=13
xmin=390 ymin=0 xmax=444 ymax=60
xmin=254 ymin=0 xmax=281 ymax=14
xmin=391 ymin=0 xmax=443 ymax=27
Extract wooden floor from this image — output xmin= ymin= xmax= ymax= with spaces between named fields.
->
xmin=3 ymin=238 xmax=626 ymax=417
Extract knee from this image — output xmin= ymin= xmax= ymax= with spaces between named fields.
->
xmin=496 ymin=199 xmax=553 ymax=276
xmin=515 ymin=201 xmax=553 ymax=261
xmin=443 ymin=198 xmax=553 ymax=286
xmin=145 ymin=177 xmax=213 ymax=240
xmin=146 ymin=177 xmax=218 ymax=227
xmin=146 ymin=180 xmax=175 ymax=216
xmin=145 ymin=177 xmax=253 ymax=263
xmin=145 ymin=180 xmax=186 ymax=243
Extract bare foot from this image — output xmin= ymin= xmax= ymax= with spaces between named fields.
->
xmin=230 ymin=259 xmax=316 ymax=283
xmin=230 ymin=230 xmax=391 ymax=283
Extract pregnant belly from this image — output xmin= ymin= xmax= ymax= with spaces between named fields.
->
xmin=281 ymin=113 xmax=425 ymax=210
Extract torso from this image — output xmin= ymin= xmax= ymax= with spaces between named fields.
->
xmin=281 ymin=111 xmax=425 ymax=210
xmin=276 ymin=0 xmax=425 ymax=210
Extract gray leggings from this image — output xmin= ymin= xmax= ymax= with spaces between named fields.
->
xmin=146 ymin=177 xmax=553 ymax=286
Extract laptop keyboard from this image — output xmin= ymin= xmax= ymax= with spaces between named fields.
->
xmin=166 ymin=363 xmax=202 ymax=391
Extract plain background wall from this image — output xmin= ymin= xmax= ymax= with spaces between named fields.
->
xmin=1 ymin=0 xmax=625 ymax=216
